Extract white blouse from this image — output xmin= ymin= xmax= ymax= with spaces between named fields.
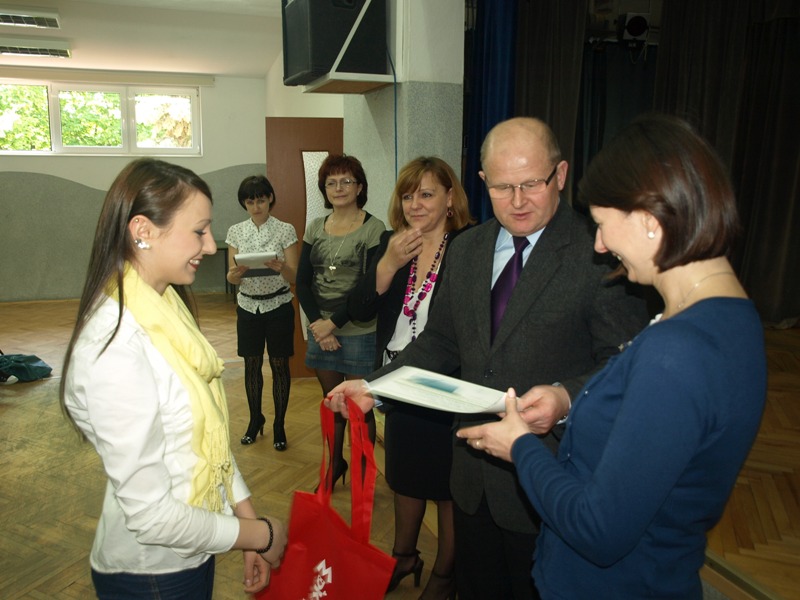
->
xmin=64 ymin=297 xmax=249 ymax=574
xmin=385 ymin=263 xmax=441 ymax=359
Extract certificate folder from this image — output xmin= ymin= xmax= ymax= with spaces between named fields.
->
xmin=367 ymin=366 xmax=506 ymax=414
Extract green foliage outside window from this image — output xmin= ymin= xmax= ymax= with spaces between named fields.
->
xmin=0 ymin=84 xmax=51 ymax=151
xmin=135 ymin=93 xmax=192 ymax=148
xmin=0 ymin=83 xmax=198 ymax=153
xmin=59 ymin=90 xmax=123 ymax=147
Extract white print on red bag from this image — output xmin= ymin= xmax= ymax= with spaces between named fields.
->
xmin=305 ymin=559 xmax=333 ymax=599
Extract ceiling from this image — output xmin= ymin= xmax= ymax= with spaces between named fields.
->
xmin=74 ymin=0 xmax=282 ymax=18
xmin=0 ymin=0 xmax=286 ymax=77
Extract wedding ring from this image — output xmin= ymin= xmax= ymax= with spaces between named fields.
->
xmin=475 ymin=439 xmax=482 ymax=448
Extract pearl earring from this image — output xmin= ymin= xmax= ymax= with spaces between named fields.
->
xmin=647 ymin=231 xmax=655 ymax=239
xmin=134 ymin=238 xmax=150 ymax=250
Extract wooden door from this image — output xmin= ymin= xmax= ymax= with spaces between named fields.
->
xmin=265 ymin=117 xmax=343 ymax=379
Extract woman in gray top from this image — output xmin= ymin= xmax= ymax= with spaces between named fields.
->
xmin=295 ymin=154 xmax=385 ymax=490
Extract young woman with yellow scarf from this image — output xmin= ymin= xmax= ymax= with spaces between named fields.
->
xmin=60 ymin=159 xmax=287 ymax=599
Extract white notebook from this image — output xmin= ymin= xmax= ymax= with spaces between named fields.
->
xmin=234 ymin=252 xmax=278 ymax=278
xmin=234 ymin=251 xmax=277 ymax=268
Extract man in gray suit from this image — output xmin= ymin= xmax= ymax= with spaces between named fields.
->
xmin=327 ymin=117 xmax=648 ymax=599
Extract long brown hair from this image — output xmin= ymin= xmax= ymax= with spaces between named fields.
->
xmin=59 ymin=159 xmax=213 ymax=434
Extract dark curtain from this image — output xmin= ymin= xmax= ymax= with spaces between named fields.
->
xmin=653 ymin=1 xmax=751 ymax=164
xmin=463 ymin=0 xmax=518 ymax=223
xmin=514 ymin=0 xmax=588 ymax=206
xmin=732 ymin=5 xmax=800 ymax=325
xmin=574 ymin=41 xmax=658 ymax=209
xmin=654 ymin=0 xmax=800 ymax=324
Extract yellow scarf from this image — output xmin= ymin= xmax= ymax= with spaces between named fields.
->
xmin=109 ymin=264 xmax=235 ymax=511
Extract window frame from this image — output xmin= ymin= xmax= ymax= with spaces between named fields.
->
xmin=1 ymin=80 xmax=202 ymax=156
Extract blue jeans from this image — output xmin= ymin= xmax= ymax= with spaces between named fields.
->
xmin=91 ymin=557 xmax=215 ymax=600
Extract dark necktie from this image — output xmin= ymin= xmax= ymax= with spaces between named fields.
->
xmin=491 ymin=236 xmax=530 ymax=340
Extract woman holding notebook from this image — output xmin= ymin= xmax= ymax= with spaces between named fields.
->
xmin=226 ymin=175 xmax=299 ymax=450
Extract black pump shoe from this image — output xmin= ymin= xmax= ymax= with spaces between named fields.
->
xmin=314 ymin=459 xmax=348 ymax=493
xmin=241 ymin=414 xmax=266 ymax=445
xmin=387 ymin=549 xmax=424 ymax=593
xmin=273 ymin=423 xmax=287 ymax=451
xmin=418 ymin=570 xmax=456 ymax=600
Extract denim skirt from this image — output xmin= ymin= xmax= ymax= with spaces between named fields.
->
xmin=305 ymin=331 xmax=376 ymax=376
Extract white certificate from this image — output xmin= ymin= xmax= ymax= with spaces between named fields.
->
xmin=367 ymin=366 xmax=507 ymax=413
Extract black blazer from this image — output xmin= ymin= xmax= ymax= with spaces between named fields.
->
xmin=366 ymin=200 xmax=649 ymax=534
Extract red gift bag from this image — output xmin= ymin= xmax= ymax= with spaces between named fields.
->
xmin=256 ymin=399 xmax=395 ymax=599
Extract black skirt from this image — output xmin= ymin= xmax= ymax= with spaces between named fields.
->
xmin=383 ymin=401 xmax=454 ymax=501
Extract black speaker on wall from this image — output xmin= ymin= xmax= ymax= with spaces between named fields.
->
xmin=281 ymin=0 xmax=387 ymax=86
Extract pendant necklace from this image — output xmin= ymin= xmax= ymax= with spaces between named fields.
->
xmin=327 ymin=211 xmax=361 ymax=273
xmin=677 ymin=271 xmax=735 ymax=310
xmin=403 ymin=232 xmax=448 ymax=341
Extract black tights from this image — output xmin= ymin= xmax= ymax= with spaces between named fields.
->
xmin=393 ymin=494 xmax=455 ymax=579
xmin=243 ymin=355 xmax=291 ymax=438
xmin=315 ymin=368 xmax=375 ymax=477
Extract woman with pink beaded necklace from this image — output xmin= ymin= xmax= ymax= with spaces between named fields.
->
xmin=349 ymin=157 xmax=474 ymax=600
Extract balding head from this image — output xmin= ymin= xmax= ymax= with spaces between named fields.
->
xmin=478 ymin=117 xmax=568 ymax=236
xmin=480 ymin=117 xmax=562 ymax=170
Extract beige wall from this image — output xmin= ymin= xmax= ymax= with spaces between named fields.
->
xmin=0 ymin=76 xmax=343 ymax=301
xmin=0 ymin=0 xmax=466 ymax=302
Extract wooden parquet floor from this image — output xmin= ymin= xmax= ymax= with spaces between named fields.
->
xmin=703 ymin=327 xmax=800 ymax=600
xmin=0 ymin=294 xmax=437 ymax=600
xmin=1 ymin=293 xmax=798 ymax=599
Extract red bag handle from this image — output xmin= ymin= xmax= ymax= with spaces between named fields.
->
xmin=318 ymin=399 xmax=378 ymax=544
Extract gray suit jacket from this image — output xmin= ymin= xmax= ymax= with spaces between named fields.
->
xmin=367 ymin=200 xmax=649 ymax=534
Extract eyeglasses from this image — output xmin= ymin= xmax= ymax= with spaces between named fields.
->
xmin=324 ymin=178 xmax=358 ymax=190
xmin=485 ymin=164 xmax=558 ymax=200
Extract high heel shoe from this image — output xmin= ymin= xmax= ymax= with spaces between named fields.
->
xmin=387 ymin=550 xmax=424 ymax=593
xmin=241 ymin=414 xmax=266 ymax=445
xmin=418 ymin=570 xmax=456 ymax=600
xmin=314 ymin=459 xmax=348 ymax=493
xmin=273 ymin=423 xmax=287 ymax=452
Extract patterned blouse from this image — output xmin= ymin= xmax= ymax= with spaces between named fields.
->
xmin=225 ymin=216 xmax=298 ymax=315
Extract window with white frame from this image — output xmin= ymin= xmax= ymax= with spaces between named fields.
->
xmin=0 ymin=82 xmax=201 ymax=155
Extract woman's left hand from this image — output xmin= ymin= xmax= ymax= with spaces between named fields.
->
xmin=317 ymin=333 xmax=341 ymax=352
xmin=265 ymin=257 xmax=285 ymax=273
xmin=242 ymin=550 xmax=271 ymax=593
xmin=456 ymin=389 xmax=530 ymax=462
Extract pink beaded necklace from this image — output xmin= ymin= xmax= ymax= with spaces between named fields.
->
xmin=403 ymin=232 xmax=449 ymax=341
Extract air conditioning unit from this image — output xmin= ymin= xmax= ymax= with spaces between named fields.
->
xmin=0 ymin=6 xmax=61 ymax=29
xmin=0 ymin=36 xmax=71 ymax=57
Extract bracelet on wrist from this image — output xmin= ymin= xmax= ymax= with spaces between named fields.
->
xmin=255 ymin=517 xmax=274 ymax=554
